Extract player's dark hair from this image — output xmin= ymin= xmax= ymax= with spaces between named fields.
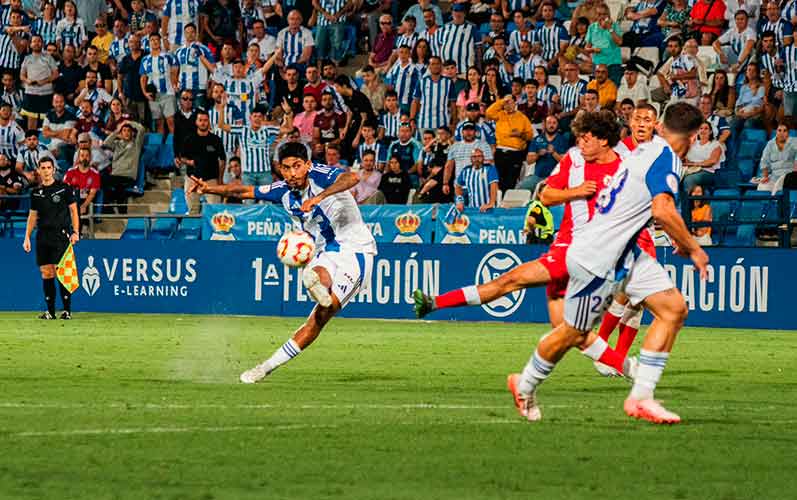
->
xmin=278 ymin=142 xmax=309 ymax=162
xmin=635 ymin=102 xmax=658 ymax=117
xmin=662 ymin=102 xmax=703 ymax=135
xmin=571 ymin=110 xmax=621 ymax=147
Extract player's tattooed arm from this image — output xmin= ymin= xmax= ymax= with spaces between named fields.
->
xmin=301 ymin=171 xmax=360 ymax=212
xmin=652 ymin=193 xmax=709 ymax=279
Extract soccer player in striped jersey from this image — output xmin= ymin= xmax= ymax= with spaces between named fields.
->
xmin=233 ymin=103 xmax=279 ymax=185
xmin=140 ymin=33 xmax=178 ymax=134
xmin=411 ymin=56 xmax=455 ymax=132
xmin=760 ymin=1 xmax=793 ymax=50
xmin=713 ymin=10 xmax=756 ymax=74
xmin=508 ymin=103 xmax=706 ymax=424
xmin=276 ymin=10 xmax=314 ymax=69
xmin=536 ymin=2 xmax=569 ymax=73
xmin=0 ymin=101 xmax=24 ymax=162
xmin=509 ymin=10 xmax=537 ymax=55
xmin=187 ymin=142 xmax=377 ymax=383
xmin=378 ymin=90 xmax=402 ymax=142
xmin=160 ymin=0 xmax=198 ymax=49
xmin=454 ymin=148 xmax=498 ymax=212
xmin=439 ymin=4 xmax=475 ymax=75
xmin=385 ymin=44 xmax=421 ymax=111
xmin=32 ymin=3 xmax=58 ymax=45
xmin=174 ymin=23 xmax=214 ymax=98
xmin=55 ymin=1 xmax=86 ymax=52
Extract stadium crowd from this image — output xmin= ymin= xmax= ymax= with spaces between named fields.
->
xmin=0 ymin=0 xmax=797 ymax=221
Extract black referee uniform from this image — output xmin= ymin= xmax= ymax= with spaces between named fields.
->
xmin=30 ymin=180 xmax=77 ymax=318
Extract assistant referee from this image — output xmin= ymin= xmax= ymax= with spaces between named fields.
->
xmin=22 ymin=157 xmax=79 ymax=320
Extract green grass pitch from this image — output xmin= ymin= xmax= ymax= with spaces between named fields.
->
xmin=0 ymin=312 xmax=795 ymax=500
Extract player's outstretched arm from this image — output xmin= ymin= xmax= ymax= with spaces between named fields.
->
xmin=188 ymin=175 xmax=256 ymax=199
xmin=651 ymin=193 xmax=709 ymax=279
xmin=300 ymin=171 xmax=360 ymax=212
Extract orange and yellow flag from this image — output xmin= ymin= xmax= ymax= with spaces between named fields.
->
xmin=56 ymin=243 xmax=80 ymax=293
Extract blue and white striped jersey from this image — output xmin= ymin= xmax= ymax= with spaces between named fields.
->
xmin=316 ymin=0 xmax=349 ymax=27
xmin=706 ymin=113 xmax=729 ymax=140
xmin=276 ymin=26 xmax=314 ymax=66
xmin=783 ymin=0 xmax=797 ymax=23
xmin=80 ymin=88 xmax=113 ymax=114
xmin=419 ymin=28 xmax=444 ymax=57
xmin=536 ymin=84 xmax=558 ymax=109
xmin=514 ymin=55 xmax=544 ymax=81
xmin=781 ymin=46 xmax=797 ymax=92
xmin=140 ymin=53 xmax=178 ymax=95
xmin=395 ymin=32 xmax=418 ymax=50
xmin=385 ymin=60 xmax=420 ymax=107
xmin=760 ymin=18 xmax=793 ymax=50
xmin=759 ymin=52 xmax=782 ymax=89
xmin=506 ymin=0 xmax=534 ymax=13
xmin=413 ymin=75 xmax=455 ymax=130
xmin=215 ymin=71 xmax=264 ymax=118
xmin=162 ymin=0 xmax=199 ymax=47
xmin=0 ymin=5 xmax=30 ymax=27
xmin=175 ymin=42 xmax=214 ymax=91
xmin=55 ymin=18 xmax=86 ymax=48
xmin=0 ymin=120 xmax=24 ymax=160
xmin=717 ymin=26 xmax=756 ymax=69
xmin=357 ymin=140 xmax=387 ymax=165
xmin=379 ymin=110 xmax=401 ymax=139
xmin=669 ymin=54 xmax=696 ymax=98
xmin=208 ymin=103 xmax=244 ymax=158
xmin=536 ymin=22 xmax=569 ymax=61
xmin=16 ymin=144 xmax=54 ymax=172
xmin=456 ymin=163 xmax=498 ymax=209
xmin=446 ymin=138 xmax=494 ymax=176
xmin=109 ymin=35 xmax=130 ymax=64
xmin=234 ymin=124 xmax=279 ymax=173
xmin=509 ymin=28 xmax=537 ymax=55
xmin=439 ymin=21 xmax=476 ymax=74
xmin=32 ymin=18 xmax=58 ymax=45
xmin=253 ymin=164 xmax=377 ymax=254
xmin=570 ymin=135 xmax=682 ymax=278
xmin=454 ymin=119 xmax=496 ymax=145
xmin=629 ymin=0 xmax=664 ymax=34
xmin=559 ymin=78 xmax=587 ymax=112
xmin=1 ymin=88 xmax=22 ymax=112
xmin=0 ymin=33 xmax=25 ymax=69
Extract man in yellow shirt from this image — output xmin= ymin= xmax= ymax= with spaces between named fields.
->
xmin=485 ymin=95 xmax=534 ymax=192
xmin=91 ymin=17 xmax=114 ymax=64
xmin=586 ymin=64 xmax=617 ymax=111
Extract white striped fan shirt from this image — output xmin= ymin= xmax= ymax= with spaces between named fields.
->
xmin=32 ymin=18 xmax=58 ymax=45
xmin=208 ymin=103 xmax=244 ymax=158
xmin=140 ymin=53 xmax=178 ymax=95
xmin=162 ymin=0 xmax=199 ymax=47
xmin=456 ymin=163 xmax=498 ymax=209
xmin=385 ymin=60 xmax=420 ymax=107
xmin=55 ymin=18 xmax=86 ymax=48
xmin=419 ymin=28 xmax=444 ymax=57
xmin=761 ymin=19 xmax=793 ymax=50
xmin=109 ymin=35 xmax=130 ymax=64
xmin=175 ymin=42 xmax=214 ymax=91
xmin=0 ymin=33 xmax=23 ymax=69
xmin=781 ymin=46 xmax=797 ymax=92
xmin=438 ymin=22 xmax=476 ymax=74
xmin=559 ymin=78 xmax=587 ymax=113
xmin=276 ymin=26 xmax=314 ymax=66
xmin=379 ymin=110 xmax=401 ymax=139
xmin=235 ymin=124 xmax=279 ymax=173
xmin=316 ymin=0 xmax=348 ymax=27
xmin=413 ymin=75 xmax=454 ymax=130
xmin=537 ymin=22 xmax=569 ymax=61
xmin=0 ymin=120 xmax=24 ymax=159
xmin=395 ymin=32 xmax=418 ymax=50
xmin=509 ymin=29 xmax=537 ymax=55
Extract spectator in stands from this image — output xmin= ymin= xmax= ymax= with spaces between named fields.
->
xmin=537 ymin=2 xmax=569 ymax=74
xmin=180 ymin=110 xmax=225 ymax=213
xmin=658 ymin=0 xmax=690 ymax=41
xmin=16 ymin=130 xmax=54 ymax=184
xmin=91 ymin=16 xmax=112 ymax=63
xmin=250 ymin=20 xmax=276 ymax=62
xmin=355 ymin=121 xmax=385 ymax=168
xmin=174 ymin=88 xmax=198 ymax=163
xmin=732 ymin=63 xmax=765 ymax=151
xmin=359 ymin=65 xmax=386 ymax=113
xmin=570 ymin=0 xmax=602 ymax=28
xmin=200 ymin=0 xmax=242 ymax=55
xmin=82 ymin=45 xmax=113 ymax=94
xmin=108 ymin=19 xmax=130 ymax=69
xmin=75 ymin=69 xmax=112 ymax=115
xmin=587 ymin=64 xmax=617 ymax=110
xmin=351 ymin=150 xmax=384 ymax=204
xmin=443 ymin=120 xmax=494 ymax=194
xmin=313 ymin=90 xmax=346 ymax=159
xmin=1 ymin=72 xmax=22 ymax=116
xmin=455 ymin=148 xmax=498 ymax=213
xmin=581 ymin=88 xmax=601 ymax=112
xmin=622 ymin=0 xmax=665 ymax=50
xmin=585 ymin=5 xmax=623 ymax=86
xmin=274 ymin=65 xmax=306 ymax=116
xmin=140 ymin=33 xmax=178 ymax=135
xmin=103 ymin=97 xmax=130 ymax=136
xmin=380 ymin=154 xmax=412 ymax=203
xmin=393 ymin=16 xmax=418 ymax=60
xmin=514 ymin=39 xmax=544 ymax=83
xmin=405 ymin=0 xmax=443 ymax=35
xmin=456 ymin=66 xmax=482 ymax=119
xmin=275 ymin=11 xmax=314 ymax=71
xmin=42 ymin=93 xmax=77 ymax=160
xmin=1 ymin=11 xmax=30 ymax=77
xmin=385 ymin=43 xmax=421 ymax=112
xmin=618 ymin=98 xmax=636 ymax=134
xmin=781 ymin=38 xmax=797 ymax=130
xmin=521 ymin=114 xmax=567 ymax=191
xmin=388 ymin=121 xmax=422 ymax=177
xmin=117 ymin=34 xmax=147 ymax=122
xmin=709 ymin=68 xmax=736 ymax=117
xmin=102 ymin=120 xmax=146 ymax=214
xmin=334 ymin=74 xmax=376 ymax=156
xmin=20 ymin=34 xmax=58 ymax=131
xmin=563 ymin=16 xmax=593 ymax=75
xmin=378 ymin=90 xmax=401 ymax=142
xmin=313 ymin=0 xmax=350 ymax=67
xmin=75 ymin=99 xmax=100 ymax=136
xmin=518 ymin=79 xmax=549 ymax=127
xmin=689 ymin=185 xmax=713 ymax=246
xmin=757 ymin=123 xmax=797 ymax=193
xmin=415 ymin=126 xmax=453 ymax=203
xmin=683 ymin=121 xmax=722 ymax=191
xmin=725 ymin=0 xmax=760 ymax=26
xmin=455 ymin=102 xmax=496 ymax=148
xmin=480 ymin=66 xmax=504 ymax=109
xmin=303 ymin=64 xmax=327 ymax=106
xmin=293 ymin=93 xmax=318 ymax=144
xmin=699 ymin=94 xmax=731 ymax=155
xmin=760 ymin=1 xmax=793 ymax=50
xmin=74 ymin=131 xmax=111 ymax=173
xmin=616 ymin=62 xmax=650 ymax=106
xmin=486 ymin=94 xmax=534 ymax=192
xmin=174 ymin=24 xmax=215 ymax=106
xmin=659 ymin=37 xmax=701 ymax=106
xmin=412 ymin=30 xmax=432 ymax=71
xmin=370 ymin=14 xmax=396 ymax=73
xmin=689 ymin=0 xmax=727 ymax=46
xmin=411 ymin=56 xmax=456 ymax=132
xmin=223 ymin=156 xmax=242 ymax=196
xmin=63 ymin=146 xmax=100 ymax=230
xmin=713 ymin=10 xmax=756 ymax=74
xmin=0 ymin=153 xmax=26 ymax=210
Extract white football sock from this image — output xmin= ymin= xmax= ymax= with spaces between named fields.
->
xmin=463 ymin=285 xmax=481 ymax=305
xmin=629 ymin=349 xmax=669 ymax=400
xmin=518 ymin=349 xmax=555 ymax=395
xmin=262 ymin=339 xmax=302 ymax=374
xmin=620 ymin=306 xmax=643 ymax=328
xmin=580 ymin=336 xmax=608 ymax=361
xmin=607 ymin=299 xmax=626 ymax=318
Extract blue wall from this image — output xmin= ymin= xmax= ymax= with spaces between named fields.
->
xmin=1 ymin=240 xmax=792 ymax=330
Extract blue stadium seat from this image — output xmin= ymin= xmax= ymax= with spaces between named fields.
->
xmin=169 ymin=189 xmax=188 ymax=214
xmin=548 ymin=204 xmax=565 ymax=230
xmin=150 ymin=216 xmax=177 ymax=239
xmin=158 ymin=134 xmax=175 ymax=169
xmin=715 ymin=165 xmax=740 ymax=188
xmin=725 ymin=225 xmax=757 ymax=247
xmin=737 ymin=141 xmax=764 ymax=161
xmin=175 ymin=218 xmax=202 ymax=240
xmin=142 ymin=133 xmax=163 ymax=170
xmin=740 ymin=128 xmax=767 ymax=144
xmin=126 ymin=154 xmax=147 ymax=196
xmin=120 ymin=219 xmax=147 ymax=239
xmin=736 ymin=159 xmax=756 ymax=180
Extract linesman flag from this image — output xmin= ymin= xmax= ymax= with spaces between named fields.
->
xmin=56 ymin=243 xmax=80 ymax=293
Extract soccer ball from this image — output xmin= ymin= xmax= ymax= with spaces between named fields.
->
xmin=277 ymin=230 xmax=316 ymax=267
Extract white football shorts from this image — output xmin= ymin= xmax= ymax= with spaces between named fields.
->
xmin=618 ymin=250 xmax=675 ymax=306
xmin=307 ymin=250 xmax=374 ymax=308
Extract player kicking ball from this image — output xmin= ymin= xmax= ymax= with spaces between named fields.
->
xmin=188 ymin=143 xmax=377 ymax=383
xmin=508 ymin=102 xmax=708 ymax=424
xmin=414 ymin=111 xmax=639 ymax=378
